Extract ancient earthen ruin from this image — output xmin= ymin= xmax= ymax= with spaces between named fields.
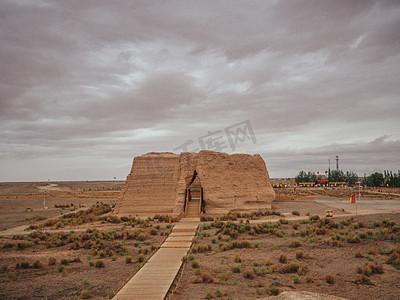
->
xmin=114 ymin=151 xmax=275 ymax=216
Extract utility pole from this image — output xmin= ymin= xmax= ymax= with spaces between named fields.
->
xmin=328 ymin=159 xmax=331 ymax=180
xmin=356 ymin=181 xmax=361 ymax=216
xmin=335 ymin=155 xmax=339 ymax=171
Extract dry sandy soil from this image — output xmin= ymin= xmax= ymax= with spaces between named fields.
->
xmin=170 ymin=213 xmax=400 ymax=300
xmin=0 ymin=183 xmax=399 ymax=299
xmin=0 ymin=181 xmax=124 ymax=230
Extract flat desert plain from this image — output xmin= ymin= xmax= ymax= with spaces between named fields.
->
xmin=0 ymin=182 xmax=399 ymax=299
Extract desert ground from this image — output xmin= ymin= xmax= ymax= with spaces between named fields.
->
xmin=0 ymin=182 xmax=399 ymax=299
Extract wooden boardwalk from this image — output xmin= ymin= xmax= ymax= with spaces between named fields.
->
xmin=113 ymin=218 xmax=199 ymax=300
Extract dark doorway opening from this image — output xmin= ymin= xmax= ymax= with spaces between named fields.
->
xmin=184 ymin=171 xmax=204 ymax=217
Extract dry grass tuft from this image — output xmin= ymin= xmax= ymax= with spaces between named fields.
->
xmin=325 ymin=274 xmax=335 ymax=284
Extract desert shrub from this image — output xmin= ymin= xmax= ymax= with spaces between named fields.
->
xmin=231 ymin=266 xmax=241 ymax=273
xmin=358 ymin=220 xmax=365 ymax=228
xmin=361 ymin=262 xmax=383 ymax=276
xmin=61 ymin=269 xmax=67 ymax=277
xmin=306 ymin=275 xmax=312 ymax=283
xmin=17 ymin=261 xmax=30 ymax=269
xmin=289 ymin=240 xmax=302 ymax=248
xmin=266 ymin=286 xmax=280 ymax=295
xmin=304 ymin=253 xmax=313 ymax=259
xmin=80 ymin=289 xmax=93 ymax=299
xmin=297 ymin=265 xmax=309 ymax=275
xmin=371 ymin=263 xmax=383 ymax=274
xmin=292 ymin=222 xmax=299 ymax=230
xmin=382 ymin=218 xmax=396 ymax=227
xmin=234 ymin=254 xmax=242 ymax=262
xmin=354 ymin=248 xmax=363 ymax=258
xmin=240 ymin=240 xmax=251 ymax=248
xmin=325 ymin=274 xmax=335 ymax=284
xmin=89 ymin=261 xmax=94 ymax=267
xmin=292 ymin=210 xmax=300 ymax=216
xmin=97 ymin=250 xmax=105 ymax=258
xmin=367 ymin=247 xmax=376 ymax=255
xmin=355 ymin=274 xmax=374 ymax=285
xmin=83 ymin=279 xmax=90 ymax=285
xmin=347 ymin=234 xmax=361 ymax=243
xmin=33 ymin=260 xmax=42 ymax=268
xmin=197 ymin=244 xmax=212 ymax=253
xmin=387 ymin=251 xmax=400 ymax=267
xmin=191 ymin=261 xmax=199 ymax=268
xmin=95 ymin=260 xmax=104 ymax=268
xmin=60 ymin=259 xmax=69 ymax=266
xmin=202 ymin=273 xmax=214 ymax=283
xmin=206 ymin=292 xmax=213 ymax=299
xmin=296 ymin=250 xmax=304 ymax=259
xmin=309 ymin=214 xmax=320 ymax=222
xmin=243 ymin=269 xmax=255 ymax=279
xmin=219 ymin=240 xmax=252 ymax=252
xmin=293 ymin=275 xmax=300 ymax=284
xmin=125 ymin=256 xmax=132 ymax=263
xmin=17 ymin=242 xmax=30 ymax=250
xmin=356 ymin=265 xmax=362 ymax=273
xmin=215 ymin=288 xmax=223 ymax=297
xmin=107 ymin=289 xmax=115 ymax=299
xmin=278 ymin=253 xmax=287 ymax=263
xmin=279 ymin=263 xmax=300 ymax=273
xmin=138 ymin=248 xmax=148 ymax=255
xmin=188 ymin=254 xmax=195 ymax=261
xmin=2 ymin=242 xmax=14 ymax=249
xmin=279 ymin=218 xmax=288 ymax=224
xmin=137 ymin=254 xmax=145 ymax=262
xmin=58 ymin=264 xmax=65 ymax=272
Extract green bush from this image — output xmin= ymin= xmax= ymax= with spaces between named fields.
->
xmin=289 ymin=240 xmax=302 ymax=248
xmin=48 ymin=257 xmax=56 ymax=265
xmin=231 ymin=265 xmax=241 ymax=273
xmin=243 ymin=269 xmax=255 ymax=279
xmin=95 ymin=260 xmax=104 ymax=268
xmin=33 ymin=260 xmax=42 ymax=268
xmin=279 ymin=253 xmax=287 ymax=263
xmin=58 ymin=264 xmax=65 ymax=272
xmin=80 ymin=289 xmax=93 ymax=299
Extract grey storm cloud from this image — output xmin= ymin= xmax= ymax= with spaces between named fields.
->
xmin=0 ymin=0 xmax=399 ymax=181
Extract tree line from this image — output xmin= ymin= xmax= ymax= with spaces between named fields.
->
xmin=294 ymin=170 xmax=358 ymax=185
xmin=363 ymin=170 xmax=400 ymax=187
xmin=294 ymin=169 xmax=400 ymax=187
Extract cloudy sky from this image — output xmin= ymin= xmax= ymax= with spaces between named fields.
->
xmin=1 ymin=0 xmax=399 ymax=181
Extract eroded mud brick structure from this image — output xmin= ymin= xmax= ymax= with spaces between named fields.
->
xmin=114 ymin=151 xmax=275 ymax=216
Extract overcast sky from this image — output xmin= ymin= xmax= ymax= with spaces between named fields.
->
xmin=1 ymin=0 xmax=399 ymax=182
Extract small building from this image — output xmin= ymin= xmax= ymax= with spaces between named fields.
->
xmin=298 ymin=182 xmax=315 ymax=187
xmin=316 ymin=179 xmax=328 ymax=187
xmin=328 ymin=182 xmax=347 ymax=187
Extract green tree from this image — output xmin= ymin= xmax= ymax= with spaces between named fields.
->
xmin=295 ymin=171 xmax=308 ymax=184
xmin=345 ymin=171 xmax=358 ymax=185
xmin=384 ymin=170 xmax=400 ymax=187
xmin=363 ymin=172 xmax=384 ymax=187
xmin=328 ymin=170 xmax=346 ymax=182
xmin=295 ymin=171 xmax=316 ymax=184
